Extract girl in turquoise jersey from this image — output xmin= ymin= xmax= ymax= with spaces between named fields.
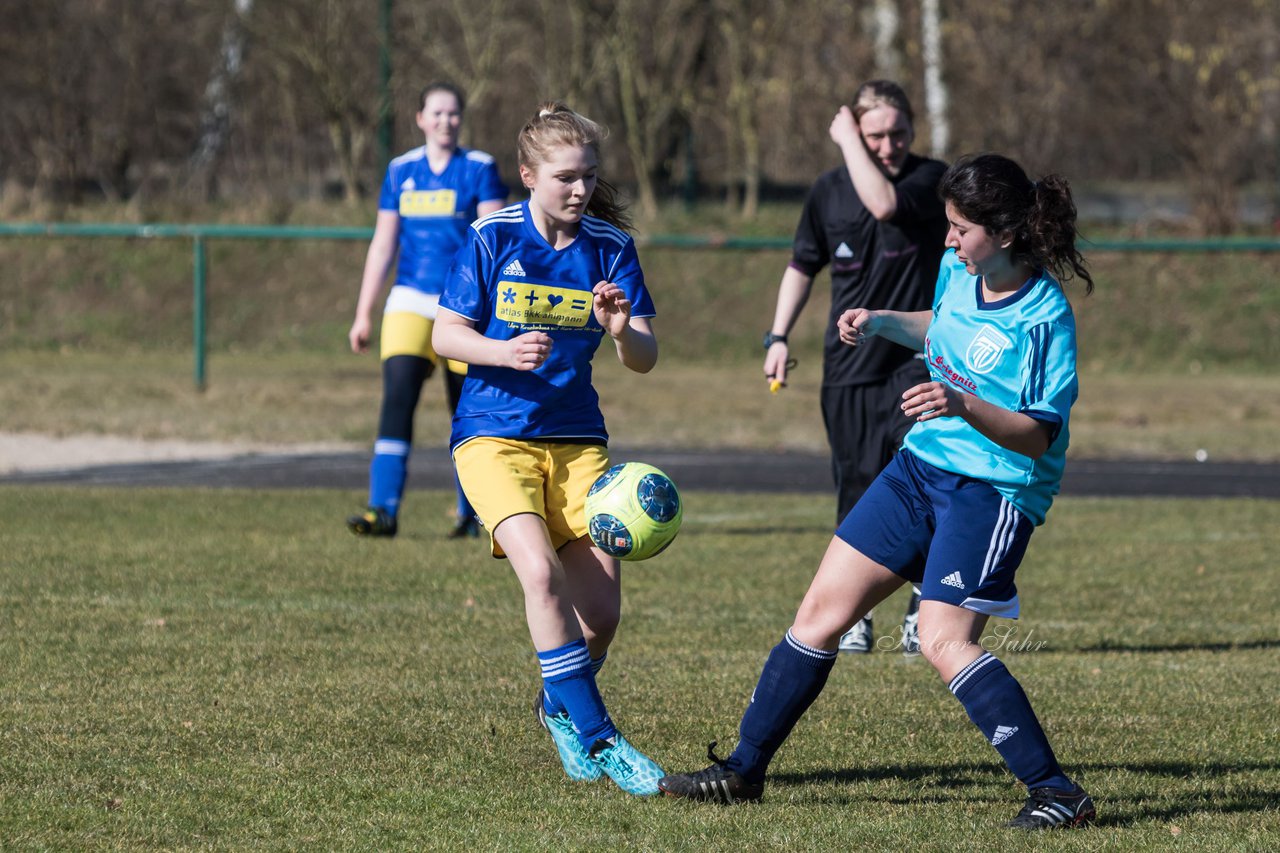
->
xmin=432 ymin=103 xmax=664 ymax=796
xmin=660 ymin=154 xmax=1100 ymax=830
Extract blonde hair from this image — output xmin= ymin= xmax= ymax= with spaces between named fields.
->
xmin=851 ymin=79 xmax=915 ymax=125
xmin=517 ymin=101 xmax=632 ymax=232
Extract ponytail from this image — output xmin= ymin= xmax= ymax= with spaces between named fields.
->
xmin=1026 ymin=175 xmax=1094 ymax=294
xmin=940 ymin=153 xmax=1094 ymax=294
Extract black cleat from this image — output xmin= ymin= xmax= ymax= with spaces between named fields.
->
xmin=657 ymin=742 xmax=764 ymax=804
xmin=447 ymin=515 xmax=481 ymax=539
xmin=901 ymin=590 xmax=921 ymax=657
xmin=838 ymin=615 xmax=873 ymax=654
xmin=1006 ymin=785 xmax=1096 ymax=829
xmin=347 ymin=507 xmax=398 ymax=537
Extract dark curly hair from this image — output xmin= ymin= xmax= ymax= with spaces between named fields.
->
xmin=939 ymin=153 xmax=1094 ymax=294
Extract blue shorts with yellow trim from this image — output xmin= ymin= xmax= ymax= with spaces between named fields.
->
xmin=380 ymin=285 xmax=467 ymax=374
xmin=835 ymin=450 xmax=1034 ymax=619
xmin=452 ymin=437 xmax=609 ymax=558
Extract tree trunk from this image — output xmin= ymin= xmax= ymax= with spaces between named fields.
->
xmin=920 ymin=0 xmax=948 ymax=159
xmin=189 ymin=0 xmax=254 ymax=201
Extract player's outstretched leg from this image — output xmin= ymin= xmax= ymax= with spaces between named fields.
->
xmin=656 ymin=741 xmax=763 ymax=804
xmin=659 ymin=629 xmax=837 ymax=803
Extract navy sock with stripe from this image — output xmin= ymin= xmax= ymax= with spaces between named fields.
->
xmin=726 ymin=630 xmax=838 ymax=784
xmin=538 ymin=639 xmax=616 ymax=749
xmin=949 ymin=652 xmax=1072 ymax=791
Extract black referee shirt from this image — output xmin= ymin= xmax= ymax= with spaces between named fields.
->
xmin=790 ymin=153 xmax=948 ymax=387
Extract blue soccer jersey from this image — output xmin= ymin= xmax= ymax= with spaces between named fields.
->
xmin=901 ymin=249 xmax=1079 ymax=524
xmin=379 ymin=146 xmax=508 ymax=295
xmin=439 ymin=201 xmax=656 ymax=449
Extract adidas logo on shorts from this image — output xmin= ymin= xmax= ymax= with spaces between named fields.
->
xmin=991 ymin=724 xmax=1020 ymax=746
xmin=502 ymin=259 xmax=527 ymax=277
xmin=941 ymin=571 xmax=965 ymax=589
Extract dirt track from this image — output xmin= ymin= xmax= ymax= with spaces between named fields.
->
xmin=4 ymin=441 xmax=1278 ymax=499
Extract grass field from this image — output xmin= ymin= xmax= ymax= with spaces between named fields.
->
xmin=2 ymin=486 xmax=1277 ymax=849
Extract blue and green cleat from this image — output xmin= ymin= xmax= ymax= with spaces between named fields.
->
xmin=589 ymin=734 xmax=664 ymax=796
xmin=533 ymin=691 xmax=601 ymax=781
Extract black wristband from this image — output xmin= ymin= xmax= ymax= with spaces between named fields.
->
xmin=763 ymin=331 xmax=788 ymax=349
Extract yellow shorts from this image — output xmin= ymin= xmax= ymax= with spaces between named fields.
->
xmin=452 ymin=437 xmax=610 ymax=557
xmin=380 ymin=286 xmax=467 ymax=374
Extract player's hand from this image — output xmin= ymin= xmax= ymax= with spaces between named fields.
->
xmin=592 ymin=281 xmax=632 ymax=338
xmin=828 ymin=106 xmax=861 ymax=149
xmin=506 ymin=331 xmax=553 ymax=371
xmin=901 ymin=381 xmax=963 ymax=421
xmin=348 ymin=316 xmax=372 ymax=354
xmin=764 ymin=343 xmax=792 ymax=391
xmin=837 ymin=308 xmax=879 ymax=346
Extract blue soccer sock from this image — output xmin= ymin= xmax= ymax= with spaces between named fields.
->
xmin=369 ymin=438 xmax=410 ymax=516
xmin=542 ymin=650 xmax=607 ymax=717
xmin=538 ymin=639 xmax=616 ymax=749
xmin=948 ymin=652 xmax=1072 ymax=791
xmin=726 ymin=629 xmax=837 ymax=784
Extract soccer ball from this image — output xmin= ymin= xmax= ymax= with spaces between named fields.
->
xmin=585 ymin=462 xmax=683 ymax=561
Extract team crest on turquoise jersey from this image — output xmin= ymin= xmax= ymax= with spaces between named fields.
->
xmin=965 ymin=326 xmax=1013 ymax=374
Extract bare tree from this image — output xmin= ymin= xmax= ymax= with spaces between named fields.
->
xmin=869 ymin=0 xmax=903 ymax=80
xmin=603 ymin=0 xmax=709 ymax=221
xmin=189 ymin=0 xmax=255 ymax=200
xmin=920 ymin=0 xmax=948 ymax=159
xmin=250 ymin=0 xmax=379 ymax=201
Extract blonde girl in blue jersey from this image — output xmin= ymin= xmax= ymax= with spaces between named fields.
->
xmin=431 ymin=103 xmax=664 ymax=795
xmin=660 ymin=154 xmax=1099 ymax=830
xmin=347 ymin=82 xmax=507 ymax=540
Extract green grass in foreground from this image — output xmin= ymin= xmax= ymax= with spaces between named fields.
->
xmin=1 ymin=487 xmax=1277 ymax=849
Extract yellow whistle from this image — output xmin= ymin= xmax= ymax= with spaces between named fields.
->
xmin=769 ymin=379 xmax=783 ymax=394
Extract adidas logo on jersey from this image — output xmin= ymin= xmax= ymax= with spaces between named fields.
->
xmin=400 ymin=177 xmax=416 ymax=190
xmin=502 ymin=259 xmax=527 ymax=277
xmin=991 ymin=724 xmax=1019 ymax=746
xmin=834 ymin=242 xmax=854 ymax=258
xmin=940 ymin=571 xmax=965 ymax=589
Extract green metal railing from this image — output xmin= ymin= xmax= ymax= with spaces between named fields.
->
xmin=3 ymin=221 xmax=1279 ymax=389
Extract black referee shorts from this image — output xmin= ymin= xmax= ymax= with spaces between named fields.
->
xmin=820 ymin=358 xmax=931 ymax=525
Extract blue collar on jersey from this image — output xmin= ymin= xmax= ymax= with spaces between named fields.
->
xmin=975 ymin=271 xmax=1042 ymax=311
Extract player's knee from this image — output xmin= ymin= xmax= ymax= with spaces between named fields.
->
xmin=792 ymin=600 xmax=849 ymax=649
xmin=581 ymin=610 xmax=619 ymax=648
xmin=918 ymin=629 xmax=979 ymax=678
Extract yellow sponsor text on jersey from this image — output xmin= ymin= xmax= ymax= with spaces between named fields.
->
xmin=399 ymin=189 xmax=458 ymax=217
xmin=495 ymin=281 xmax=593 ymax=328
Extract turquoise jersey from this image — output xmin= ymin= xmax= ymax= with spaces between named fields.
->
xmin=902 ymin=249 xmax=1079 ymax=524
xmin=378 ymin=146 xmax=508 ymax=295
xmin=439 ymin=202 xmax=656 ymax=449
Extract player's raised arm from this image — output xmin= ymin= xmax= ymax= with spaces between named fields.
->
xmin=594 ymin=281 xmax=657 ymax=373
xmin=837 ymin=308 xmax=931 ymax=351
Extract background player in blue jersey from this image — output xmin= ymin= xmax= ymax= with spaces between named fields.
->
xmin=660 ymin=153 xmax=1099 ymax=830
xmin=431 ymin=103 xmax=664 ymax=796
xmin=347 ymin=82 xmax=508 ymax=539
xmin=763 ymin=81 xmax=948 ymax=656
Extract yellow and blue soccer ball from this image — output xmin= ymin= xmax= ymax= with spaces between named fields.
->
xmin=585 ymin=462 xmax=683 ymax=561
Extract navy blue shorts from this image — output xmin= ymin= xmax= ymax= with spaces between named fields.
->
xmin=835 ymin=450 xmax=1034 ymax=618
